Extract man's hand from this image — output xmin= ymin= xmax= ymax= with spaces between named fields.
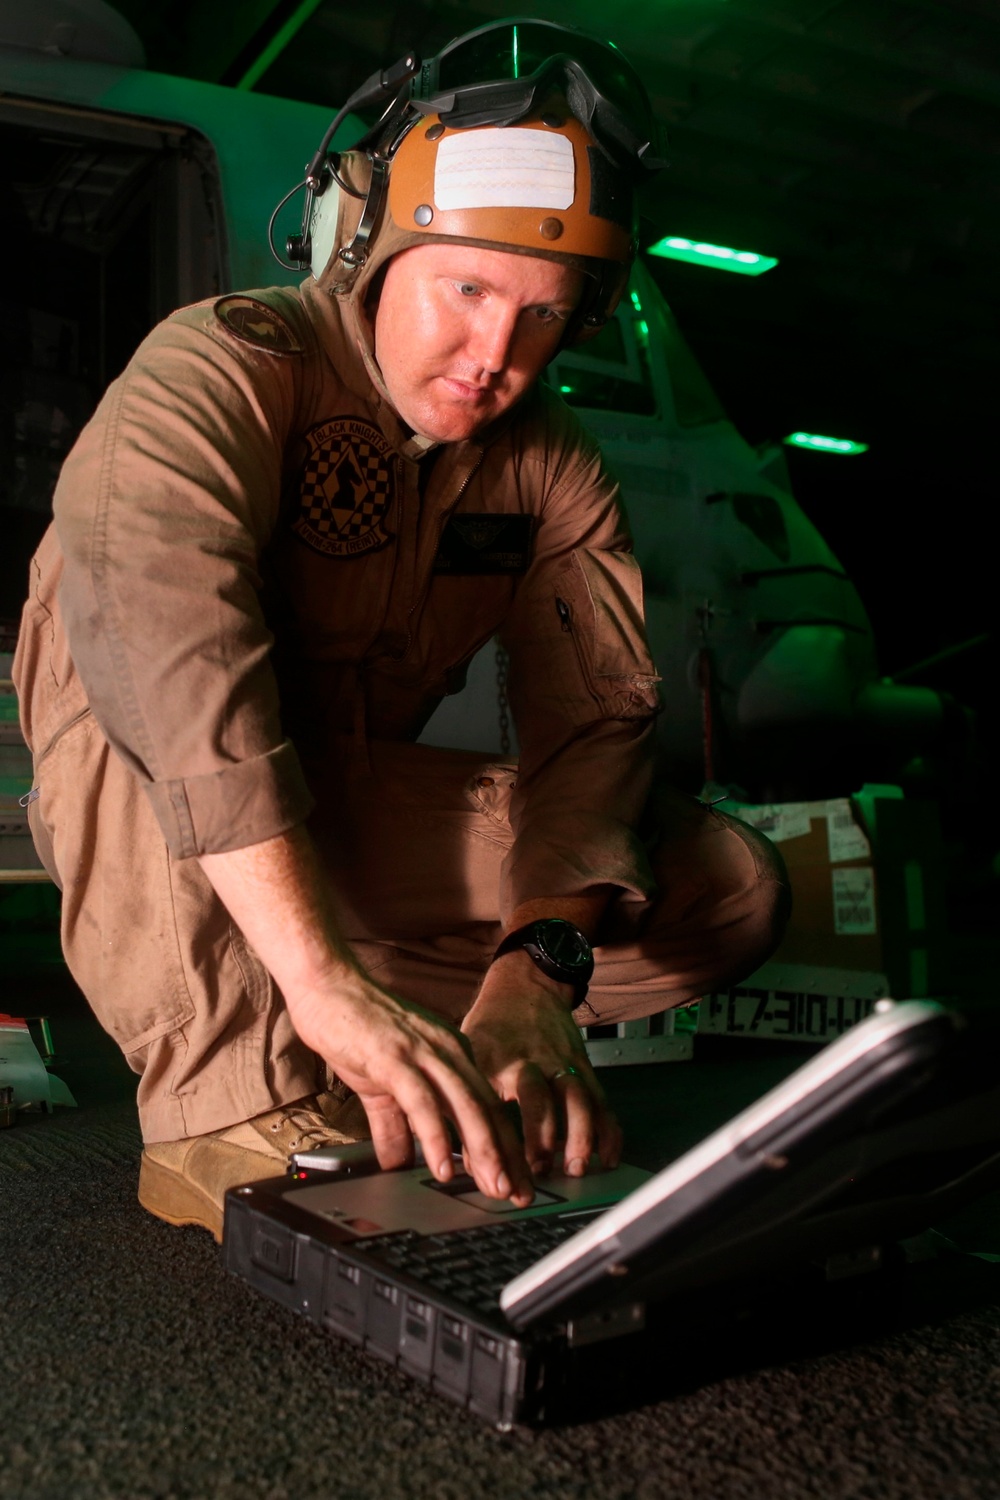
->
xmin=462 ymin=946 xmax=623 ymax=1179
xmin=198 ymin=826 xmax=533 ymax=1205
xmin=284 ymin=969 xmax=534 ymax=1205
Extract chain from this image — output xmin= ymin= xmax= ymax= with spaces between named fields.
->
xmin=698 ymin=646 xmax=715 ymax=788
xmin=495 ymin=641 xmax=511 ymax=756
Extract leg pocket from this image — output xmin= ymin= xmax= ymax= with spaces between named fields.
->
xmin=37 ymin=713 xmax=197 ymax=1052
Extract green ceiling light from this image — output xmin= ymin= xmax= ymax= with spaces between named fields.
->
xmin=784 ymin=431 xmax=869 ymax=455
xmin=647 ymin=235 xmax=778 ymax=276
xmin=628 ymin=291 xmax=649 ymax=341
xmin=235 ymin=0 xmax=328 ymax=90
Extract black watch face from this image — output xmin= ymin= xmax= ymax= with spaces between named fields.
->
xmin=536 ymin=919 xmax=591 ymax=971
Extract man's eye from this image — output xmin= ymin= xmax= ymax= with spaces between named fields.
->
xmin=458 ymin=283 xmax=480 ymax=296
xmin=533 ymin=306 xmax=564 ymax=323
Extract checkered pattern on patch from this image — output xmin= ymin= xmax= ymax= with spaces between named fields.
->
xmin=342 ymin=495 xmax=384 ymax=537
xmin=301 ymin=439 xmax=391 ymax=536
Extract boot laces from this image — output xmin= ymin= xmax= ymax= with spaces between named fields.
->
xmin=268 ymin=1103 xmax=337 ymax=1153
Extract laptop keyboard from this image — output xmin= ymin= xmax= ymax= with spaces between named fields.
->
xmin=352 ymin=1213 xmax=598 ymax=1313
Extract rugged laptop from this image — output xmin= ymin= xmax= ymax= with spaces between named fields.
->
xmin=224 ymin=1001 xmax=1000 ymax=1428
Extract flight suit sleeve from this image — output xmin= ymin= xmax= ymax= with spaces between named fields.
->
xmin=497 ymin=397 xmax=662 ymax=920
xmin=53 ymin=300 xmax=315 ymax=859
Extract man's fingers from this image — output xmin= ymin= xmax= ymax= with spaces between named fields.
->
xmin=502 ymin=1058 xmax=621 ymax=1181
xmin=361 ymin=1094 xmax=419 ymax=1172
xmin=376 ymin=1041 xmax=532 ymax=1205
xmin=421 ymin=1052 xmax=534 ymax=1205
xmin=598 ymin=1108 xmax=624 ymax=1170
xmin=372 ymin=1067 xmax=463 ymax=1185
xmin=548 ymin=1063 xmax=621 ymax=1176
xmin=514 ymin=1065 xmax=561 ymax=1175
xmin=557 ymin=1070 xmax=598 ymax=1175
xmin=299 ymin=986 xmax=534 ymax=1203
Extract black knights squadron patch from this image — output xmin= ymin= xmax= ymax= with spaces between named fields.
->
xmin=293 ymin=418 xmax=395 ymax=558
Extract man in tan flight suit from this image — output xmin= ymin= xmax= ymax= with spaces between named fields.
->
xmin=13 ymin=23 xmax=788 ymax=1239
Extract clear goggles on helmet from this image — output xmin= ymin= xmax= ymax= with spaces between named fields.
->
xmin=408 ymin=17 xmax=665 ymax=178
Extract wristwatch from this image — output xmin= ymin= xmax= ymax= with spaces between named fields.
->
xmin=492 ymin=918 xmax=594 ymax=1003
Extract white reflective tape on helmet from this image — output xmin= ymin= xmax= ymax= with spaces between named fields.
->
xmin=433 ymin=128 xmax=575 ymax=211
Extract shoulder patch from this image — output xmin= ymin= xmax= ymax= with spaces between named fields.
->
xmin=213 ymin=295 xmax=303 ymax=355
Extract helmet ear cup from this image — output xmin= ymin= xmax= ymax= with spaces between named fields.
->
xmin=309 ymin=152 xmax=374 ymax=286
xmin=307 ymin=173 xmax=343 ymax=281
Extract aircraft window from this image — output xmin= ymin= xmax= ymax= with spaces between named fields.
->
xmin=661 ymin=308 xmax=726 ymax=427
xmin=547 ymin=304 xmax=656 ymax=416
xmin=0 ymin=103 xmax=222 ymax=638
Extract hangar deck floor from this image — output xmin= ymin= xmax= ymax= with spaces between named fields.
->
xmin=2 ymin=934 xmax=999 ymax=1500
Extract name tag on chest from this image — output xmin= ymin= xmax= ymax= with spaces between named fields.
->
xmin=433 ymin=514 xmax=533 ymax=575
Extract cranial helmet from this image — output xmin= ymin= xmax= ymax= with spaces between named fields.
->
xmin=279 ymin=17 xmax=665 ymax=344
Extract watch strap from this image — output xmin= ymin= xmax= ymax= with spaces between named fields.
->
xmin=492 ymin=919 xmax=594 ymax=1001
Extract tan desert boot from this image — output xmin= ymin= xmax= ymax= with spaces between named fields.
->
xmin=138 ymin=1093 xmax=369 ymax=1242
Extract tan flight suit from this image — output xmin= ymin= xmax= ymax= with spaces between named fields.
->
xmin=13 ymin=278 xmax=788 ymax=1143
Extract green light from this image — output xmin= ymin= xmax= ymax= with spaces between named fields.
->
xmin=512 ymin=24 xmax=519 ymax=78
xmin=647 ymin=235 xmax=778 ymax=276
xmin=784 ymin=431 xmax=869 ymax=455
xmin=637 ymin=320 xmax=649 ymax=338
xmin=559 ymin=384 xmax=574 ymax=394
xmin=235 ymin=0 xmax=328 ymax=90
xmin=630 ymin=289 xmax=643 ymax=314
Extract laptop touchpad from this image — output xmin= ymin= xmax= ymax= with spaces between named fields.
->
xmin=425 ymin=1174 xmax=565 ymax=1213
xmin=285 ymin=1161 xmax=648 ymax=1236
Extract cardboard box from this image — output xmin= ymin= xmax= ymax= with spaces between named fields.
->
xmin=697 ymin=788 xmax=946 ymax=1042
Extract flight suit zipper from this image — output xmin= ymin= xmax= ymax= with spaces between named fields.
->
xmin=553 ymin=585 xmax=603 ymax=713
xmin=399 ymin=449 xmax=487 ymax=652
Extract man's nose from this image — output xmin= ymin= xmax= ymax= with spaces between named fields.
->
xmin=471 ymin=305 xmax=519 ymax=375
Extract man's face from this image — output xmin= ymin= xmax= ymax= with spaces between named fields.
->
xmin=372 ymin=243 xmax=585 ymax=443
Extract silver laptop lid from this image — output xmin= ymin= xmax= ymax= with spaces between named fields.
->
xmin=502 ymin=1001 xmax=967 ymax=1328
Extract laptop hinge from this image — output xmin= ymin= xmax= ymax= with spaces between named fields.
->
xmin=566 ymin=1301 xmax=647 ymax=1348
